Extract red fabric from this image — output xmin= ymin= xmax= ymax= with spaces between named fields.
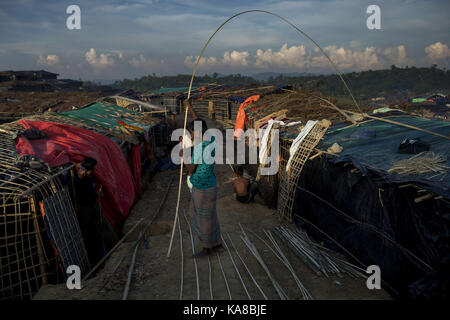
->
xmin=15 ymin=120 xmax=138 ymax=234
xmin=130 ymin=145 xmax=142 ymax=195
xmin=234 ymin=95 xmax=260 ymax=138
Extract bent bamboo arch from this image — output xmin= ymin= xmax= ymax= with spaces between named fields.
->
xmin=167 ymin=10 xmax=360 ymax=257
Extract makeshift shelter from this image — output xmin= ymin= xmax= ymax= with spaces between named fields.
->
xmin=141 ymin=84 xmax=279 ymax=126
xmin=228 ymin=86 xmax=449 ymax=299
xmin=276 ymin=110 xmax=450 ymax=299
xmin=0 ymin=123 xmax=89 ymax=300
xmin=0 ymin=98 xmax=164 ymax=299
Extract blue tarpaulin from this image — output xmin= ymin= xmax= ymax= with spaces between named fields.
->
xmin=318 ymin=115 xmax=450 ymax=197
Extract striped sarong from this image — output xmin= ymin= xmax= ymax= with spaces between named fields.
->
xmin=188 ymin=185 xmax=220 ymax=248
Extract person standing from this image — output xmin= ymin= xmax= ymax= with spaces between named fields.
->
xmin=184 ymin=100 xmax=222 ymax=258
xmin=74 ymin=157 xmax=118 ymax=264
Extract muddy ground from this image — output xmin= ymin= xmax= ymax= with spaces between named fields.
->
xmin=34 ymin=117 xmax=391 ymax=300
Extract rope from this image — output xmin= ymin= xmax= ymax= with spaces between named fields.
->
xmin=166 ymin=9 xmax=361 ymax=257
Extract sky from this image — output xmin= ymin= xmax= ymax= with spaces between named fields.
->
xmin=0 ymin=0 xmax=449 ymax=80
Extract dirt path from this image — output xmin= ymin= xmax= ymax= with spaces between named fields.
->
xmin=35 ymin=118 xmax=391 ymax=300
xmin=35 ymin=166 xmax=390 ymax=301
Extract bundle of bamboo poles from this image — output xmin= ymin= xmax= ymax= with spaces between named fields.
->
xmin=273 ymin=226 xmax=366 ymax=279
xmin=388 ymin=152 xmax=448 ymax=175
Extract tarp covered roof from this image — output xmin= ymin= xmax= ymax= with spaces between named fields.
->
xmin=15 ymin=119 xmax=141 ymax=233
xmin=319 ymin=115 xmax=450 ymax=197
xmin=60 ymin=101 xmax=146 ymax=131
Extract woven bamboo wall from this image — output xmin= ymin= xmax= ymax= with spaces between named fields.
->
xmin=0 ymin=126 xmax=63 ymax=299
xmin=277 ymin=120 xmax=330 ymax=221
xmin=0 ymin=115 xmax=110 ymax=300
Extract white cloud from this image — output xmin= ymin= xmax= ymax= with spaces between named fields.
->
xmin=183 ymin=43 xmax=418 ymax=72
xmin=223 ymin=50 xmax=250 ymax=67
xmin=85 ymin=48 xmax=116 ymax=68
xmin=184 ymin=50 xmax=249 ymax=69
xmin=312 ymin=46 xmax=380 ymax=70
xmin=110 ymin=50 xmax=124 ymax=60
xmin=96 ymin=3 xmax=145 ymax=13
xmin=381 ymin=45 xmax=411 ymax=66
xmin=313 ymin=45 xmax=414 ymax=70
xmin=349 ymin=40 xmax=361 ymax=49
xmin=37 ymin=54 xmax=59 ymax=66
xmin=254 ymin=44 xmax=309 ymax=69
xmin=184 ymin=55 xmax=219 ymax=69
xmin=129 ymin=54 xmax=164 ymax=68
xmin=425 ymin=42 xmax=450 ymax=61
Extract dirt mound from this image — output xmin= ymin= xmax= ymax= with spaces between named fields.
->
xmin=0 ymin=91 xmax=104 ymax=116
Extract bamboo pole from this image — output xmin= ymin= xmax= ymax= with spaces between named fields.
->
xmin=20 ymin=165 xmax=75 ymax=197
xmin=33 ymin=211 xmax=48 ymax=285
xmin=167 ymin=9 xmax=362 ymax=258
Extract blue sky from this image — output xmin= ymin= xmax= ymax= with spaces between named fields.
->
xmin=0 ymin=0 xmax=449 ymax=80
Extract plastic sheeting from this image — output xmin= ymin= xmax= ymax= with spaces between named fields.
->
xmin=286 ymin=120 xmax=317 ymax=172
xmin=319 ymin=116 xmax=450 ymax=198
xmin=293 ymin=156 xmax=449 ymax=299
xmin=60 ymin=101 xmax=144 ymax=131
xmin=130 ymin=145 xmax=142 ymax=196
xmin=259 ymin=120 xmax=285 ymax=165
xmin=15 ymin=120 xmax=139 ymax=234
xmin=234 ymin=95 xmax=260 ymax=138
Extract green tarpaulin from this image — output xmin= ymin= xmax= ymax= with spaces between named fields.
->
xmin=60 ymin=101 xmax=145 ymax=130
xmin=149 ymin=87 xmax=199 ymax=94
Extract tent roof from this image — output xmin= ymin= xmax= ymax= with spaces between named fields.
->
xmin=319 ymin=115 xmax=450 ymax=197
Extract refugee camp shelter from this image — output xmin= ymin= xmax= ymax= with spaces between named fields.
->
xmin=0 ymin=122 xmax=90 ymax=299
xmin=139 ymin=87 xmax=196 ymax=114
xmin=275 ymin=110 xmax=450 ymax=299
xmin=139 ymin=84 xmax=281 ymax=125
xmin=0 ymin=97 xmax=166 ymax=299
xmin=228 ymin=87 xmax=449 ymax=299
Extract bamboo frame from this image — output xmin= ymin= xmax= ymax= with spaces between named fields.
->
xmin=277 ymin=120 xmax=330 ymax=221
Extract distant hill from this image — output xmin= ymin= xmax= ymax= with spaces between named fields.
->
xmin=252 ymin=72 xmax=314 ymax=81
xmin=88 ymin=79 xmax=117 ymax=85
xmin=113 ymin=66 xmax=449 ymax=101
xmin=113 ymin=73 xmax=257 ymax=92
xmin=270 ymin=65 xmax=450 ymax=100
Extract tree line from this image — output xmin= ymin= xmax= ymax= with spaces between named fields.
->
xmin=113 ymin=66 xmax=449 ymax=99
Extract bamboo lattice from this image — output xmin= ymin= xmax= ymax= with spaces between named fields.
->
xmin=277 ymin=120 xmax=330 ymax=221
xmin=0 ymin=115 xmax=97 ymax=300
